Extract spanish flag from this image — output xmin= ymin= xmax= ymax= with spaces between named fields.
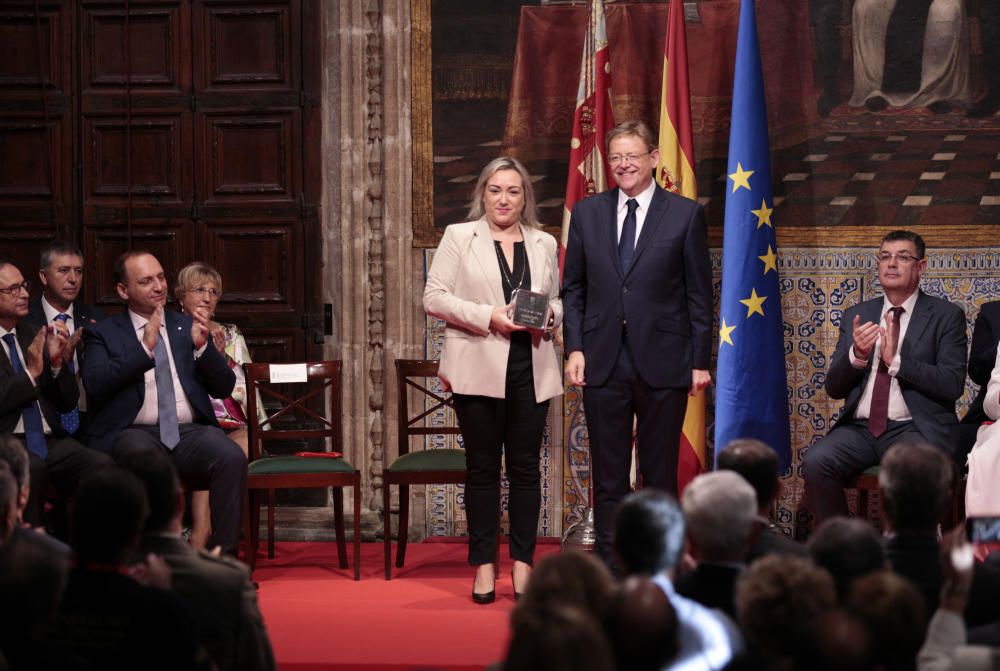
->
xmin=656 ymin=0 xmax=704 ymax=493
xmin=560 ymin=0 xmax=616 ymax=277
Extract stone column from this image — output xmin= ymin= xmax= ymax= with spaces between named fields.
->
xmin=323 ymin=0 xmax=424 ymax=530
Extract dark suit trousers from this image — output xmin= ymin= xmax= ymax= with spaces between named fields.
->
xmin=453 ymin=376 xmax=549 ymax=567
xmin=583 ymin=339 xmax=687 ymax=568
xmin=804 ymin=419 xmax=925 ymax=521
xmin=25 ymin=437 xmax=114 ymax=529
xmin=111 ymin=424 xmax=247 ymax=555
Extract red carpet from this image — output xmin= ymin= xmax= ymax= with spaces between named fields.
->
xmin=255 ymin=541 xmax=561 ymax=671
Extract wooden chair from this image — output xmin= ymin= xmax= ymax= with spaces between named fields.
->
xmin=243 ymin=361 xmax=361 ymax=580
xmin=382 ymin=359 xmax=465 ymax=579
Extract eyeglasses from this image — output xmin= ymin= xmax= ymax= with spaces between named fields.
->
xmin=876 ymin=252 xmax=921 ymax=264
xmin=608 ymin=152 xmax=651 ymax=166
xmin=191 ymin=287 xmax=220 ymax=298
xmin=0 ymin=280 xmax=30 ymax=297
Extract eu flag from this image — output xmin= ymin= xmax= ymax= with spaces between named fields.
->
xmin=714 ymin=0 xmax=791 ymax=471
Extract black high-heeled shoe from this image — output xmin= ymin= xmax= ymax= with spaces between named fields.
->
xmin=472 ymin=571 xmax=496 ymax=605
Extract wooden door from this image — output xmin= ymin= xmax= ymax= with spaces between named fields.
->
xmin=0 ymin=0 xmax=321 ymax=363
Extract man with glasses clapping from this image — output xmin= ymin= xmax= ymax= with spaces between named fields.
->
xmin=803 ymin=230 xmax=967 ymax=522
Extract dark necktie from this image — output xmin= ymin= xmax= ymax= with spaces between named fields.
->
xmin=2 ymin=333 xmax=48 ymax=458
xmin=868 ymin=306 xmax=905 ymax=438
xmin=151 ymin=329 xmax=181 ymax=449
xmin=53 ymin=313 xmax=80 ymax=435
xmin=619 ymin=198 xmax=639 ymax=270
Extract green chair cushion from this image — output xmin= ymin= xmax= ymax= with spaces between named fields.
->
xmin=248 ymin=455 xmax=354 ymax=475
xmin=388 ymin=449 xmax=466 ymax=473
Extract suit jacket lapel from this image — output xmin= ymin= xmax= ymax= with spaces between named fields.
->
xmin=470 ymin=217 xmax=507 ymax=307
xmin=522 ymin=224 xmax=549 ymax=293
xmin=900 ymin=290 xmax=931 ymax=358
xmin=628 ymin=186 xmax=670 ymax=275
xmin=604 ymin=189 xmax=624 ymax=278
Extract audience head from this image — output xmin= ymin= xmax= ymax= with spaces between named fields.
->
xmin=735 ymin=555 xmax=837 ymax=664
xmin=117 ymin=447 xmax=183 ymax=534
xmin=681 ymin=470 xmax=758 ymax=563
xmin=879 ymin=441 xmax=953 ymax=532
xmin=0 ymin=463 xmax=17 ymax=543
xmin=467 ymin=156 xmax=540 ymax=230
xmin=38 ymin=241 xmax=85 ymax=310
xmin=808 ymin=517 xmax=887 ymax=600
xmin=846 ymin=571 xmax=927 ymax=671
xmin=114 ymin=251 xmax=167 ymax=318
xmin=503 ymin=605 xmax=614 ymax=671
xmin=604 ymin=575 xmax=678 ymax=671
xmin=0 ymin=534 xmax=69 ymax=644
xmin=175 ymin=262 xmax=222 ymax=319
xmin=809 ymin=608 xmax=875 ymax=671
xmin=717 ymin=438 xmax=781 ymax=513
xmin=70 ymin=468 xmax=149 ymax=565
xmin=513 ymin=550 xmax=616 ymax=627
xmin=0 ymin=259 xmax=30 ymax=329
xmin=0 ymin=434 xmax=30 ymax=520
xmin=613 ymin=489 xmax=685 ymax=576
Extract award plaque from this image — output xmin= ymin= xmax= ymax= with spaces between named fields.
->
xmin=511 ymin=288 xmax=550 ymax=329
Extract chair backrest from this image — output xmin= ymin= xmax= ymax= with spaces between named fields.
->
xmin=244 ymin=360 xmax=343 ymax=461
xmin=394 ymin=359 xmax=461 ymax=459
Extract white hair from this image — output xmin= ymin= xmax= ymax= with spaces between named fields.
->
xmin=681 ymin=471 xmax=758 ymax=562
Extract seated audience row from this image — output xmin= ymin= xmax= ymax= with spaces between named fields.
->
xmin=1 ymin=244 xmax=258 ymax=554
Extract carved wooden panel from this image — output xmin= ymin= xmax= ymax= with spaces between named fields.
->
xmin=0 ymin=119 xmax=64 ymax=198
xmin=82 ymin=4 xmax=184 ymax=90
xmin=84 ymin=116 xmax=187 ymax=199
xmin=85 ymin=226 xmax=188 ymax=305
xmin=0 ymin=3 xmax=68 ymax=93
xmin=199 ymin=112 xmax=298 ymax=204
xmin=241 ymin=330 xmax=299 ymax=365
xmin=202 ymin=221 xmax=299 ymax=314
xmin=196 ymin=1 xmax=296 ymax=91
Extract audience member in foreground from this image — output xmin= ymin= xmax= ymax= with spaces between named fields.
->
xmin=808 ymin=516 xmax=887 ymax=600
xmin=716 ymin=438 xmax=806 ymax=560
xmin=175 ymin=261 xmax=262 ymax=551
xmin=0 ymin=258 xmax=111 ymax=529
xmin=82 ymin=251 xmax=245 ymax=555
xmin=846 ymin=571 xmax=927 ymax=671
xmin=880 ymin=441 xmax=1000 ymax=628
xmin=605 ymin=575 xmax=679 ymax=671
xmin=804 ymin=230 xmax=966 ymax=522
xmin=676 ymin=471 xmax=758 ymax=617
xmin=0 ymin=434 xmax=71 ymax=555
xmin=120 ymin=447 xmax=275 ymax=671
xmin=613 ymin=489 xmax=743 ymax=670
xmin=735 ymin=554 xmax=837 ymax=670
xmin=49 ymin=468 xmax=205 ymax=671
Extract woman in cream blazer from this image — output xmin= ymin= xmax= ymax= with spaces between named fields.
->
xmin=424 ymin=157 xmax=563 ymax=604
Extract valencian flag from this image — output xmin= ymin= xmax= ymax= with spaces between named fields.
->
xmin=656 ymin=0 xmax=705 ymax=493
xmin=560 ymin=0 xmax=616 ymax=275
xmin=714 ymin=0 xmax=791 ymax=471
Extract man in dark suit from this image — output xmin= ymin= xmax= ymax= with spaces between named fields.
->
xmin=28 ymin=241 xmax=106 ymax=438
xmin=82 ymin=251 xmax=246 ymax=555
xmin=562 ymin=120 xmax=713 ymax=567
xmin=716 ymin=438 xmax=807 ymax=561
xmin=123 ymin=447 xmax=275 ymax=671
xmin=0 ymin=259 xmax=112 ymax=528
xmin=804 ymin=230 xmax=967 ymax=522
xmin=959 ymin=300 xmax=1000 ymax=458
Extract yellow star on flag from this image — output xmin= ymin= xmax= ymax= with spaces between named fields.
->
xmin=719 ymin=317 xmax=736 ymax=346
xmin=739 ymin=288 xmax=767 ymax=318
xmin=758 ymin=245 xmax=777 ymax=275
xmin=728 ymin=162 xmax=754 ymax=193
xmin=751 ymin=199 xmax=773 ymax=229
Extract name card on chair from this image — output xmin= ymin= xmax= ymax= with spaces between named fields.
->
xmin=269 ymin=363 xmax=308 ymax=383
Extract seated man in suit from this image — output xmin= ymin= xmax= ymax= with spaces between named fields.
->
xmin=29 ymin=241 xmax=105 ymax=437
xmin=82 ymin=251 xmax=246 ymax=555
xmin=716 ymin=438 xmax=807 ymax=561
xmin=675 ymin=471 xmax=758 ymax=618
xmin=959 ymin=299 xmax=1000 ymax=460
xmin=804 ymin=230 xmax=967 ymax=522
xmin=121 ymin=447 xmax=275 ymax=671
xmin=0 ymin=259 xmax=112 ymax=528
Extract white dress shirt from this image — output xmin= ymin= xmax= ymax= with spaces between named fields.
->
xmin=40 ymin=296 xmax=86 ymax=411
xmin=850 ymin=289 xmax=920 ymax=423
xmin=616 ymin=179 xmax=657 ymax=248
xmin=128 ymin=310 xmax=196 ymax=425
